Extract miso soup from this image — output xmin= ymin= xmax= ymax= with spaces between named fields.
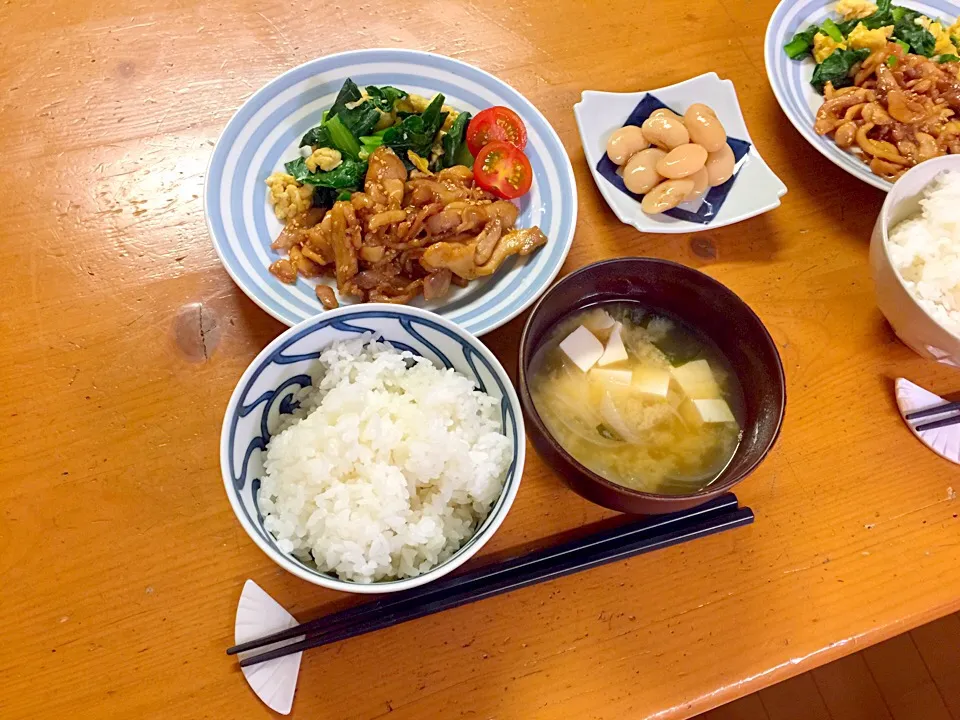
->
xmin=529 ymin=302 xmax=744 ymax=495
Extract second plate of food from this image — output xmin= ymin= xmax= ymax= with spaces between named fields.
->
xmin=765 ymin=0 xmax=960 ymax=191
xmin=205 ymin=49 xmax=577 ymax=336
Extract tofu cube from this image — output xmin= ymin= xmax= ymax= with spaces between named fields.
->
xmin=581 ymin=309 xmax=616 ymax=336
xmin=632 ymin=367 xmax=671 ymax=398
xmin=559 ymin=325 xmax=605 ymax=372
xmin=671 ymin=359 xmax=721 ymax=399
xmin=680 ymin=398 xmax=736 ymax=427
xmin=597 ymin=322 xmax=628 ymax=367
xmin=590 ymin=368 xmax=633 ymax=387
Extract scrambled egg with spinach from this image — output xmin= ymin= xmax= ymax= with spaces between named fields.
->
xmin=847 ymin=23 xmax=894 ymax=52
xmin=836 ymin=0 xmax=878 ymax=21
xmin=305 ymin=148 xmax=342 ymax=173
xmin=813 ymin=32 xmax=848 ymax=63
xmin=263 ymin=79 xmax=473 ymax=224
xmin=785 ymin=0 xmax=960 ymax=93
xmin=265 ymin=173 xmax=313 ymax=222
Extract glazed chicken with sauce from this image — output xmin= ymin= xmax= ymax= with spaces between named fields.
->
xmin=814 ymin=44 xmax=960 ymax=181
xmin=269 ymin=146 xmax=548 ymax=308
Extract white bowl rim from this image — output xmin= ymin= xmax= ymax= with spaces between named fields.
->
xmin=219 ymin=302 xmax=526 ymax=594
xmin=877 ymin=156 xmax=960 ymax=344
xmin=203 ymin=47 xmax=578 ymax=337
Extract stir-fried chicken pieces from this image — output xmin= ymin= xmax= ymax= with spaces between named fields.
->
xmin=421 ymin=228 xmax=548 ymax=281
xmin=268 ymin=147 xmax=548 ymax=308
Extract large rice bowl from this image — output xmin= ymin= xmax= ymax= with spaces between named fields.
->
xmin=258 ymin=337 xmax=512 ymax=583
xmin=887 ymin=171 xmax=960 ymax=333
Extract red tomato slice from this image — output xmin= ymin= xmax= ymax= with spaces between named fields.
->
xmin=473 ymin=141 xmax=533 ymax=200
xmin=466 ymin=106 xmax=528 ymax=156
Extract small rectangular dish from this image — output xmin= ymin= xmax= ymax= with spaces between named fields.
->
xmin=574 ymin=72 xmax=787 ymax=234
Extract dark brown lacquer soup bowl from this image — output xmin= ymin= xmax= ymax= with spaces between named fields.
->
xmin=518 ymin=258 xmax=786 ymax=515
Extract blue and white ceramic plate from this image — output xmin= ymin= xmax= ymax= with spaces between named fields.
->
xmin=220 ymin=304 xmax=525 ymax=593
xmin=574 ymin=73 xmax=787 ymax=234
xmin=764 ymin=0 xmax=956 ymax=192
xmin=205 ymin=49 xmax=577 ymax=336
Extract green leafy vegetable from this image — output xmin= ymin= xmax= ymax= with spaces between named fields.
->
xmin=820 ymin=17 xmax=845 ymax=42
xmin=785 ymin=25 xmax=820 ymax=59
xmin=381 ymin=93 xmax=449 ymax=164
xmin=284 ymin=157 xmax=368 ymax=189
xmin=325 ymin=78 xmax=382 ymax=139
xmin=300 ymin=125 xmax=332 ymax=149
xmin=452 ymin=143 xmax=474 ymax=168
xmin=894 ymin=12 xmax=936 ymax=56
xmin=364 ymin=85 xmax=408 ymax=112
xmin=895 ymin=39 xmax=910 ymax=52
xmin=285 ymin=157 xmax=310 ymax=182
xmin=328 ymin=79 xmax=363 ymax=120
xmin=358 ymin=135 xmax=384 ymax=161
xmin=418 ymin=93 xmax=449 ymax=132
xmin=337 ymin=104 xmax=381 ymax=142
xmin=938 ymin=53 xmax=960 ymax=62
xmin=336 ymin=190 xmax=353 ymax=201
xmin=324 ymin=115 xmax=362 ymax=159
xmin=835 ymin=18 xmax=860 ymax=36
xmin=891 ymin=6 xmax=909 ymax=23
xmin=441 ymin=111 xmax=472 ymax=168
xmin=886 ymin=54 xmax=899 ymax=67
xmin=811 ymin=47 xmax=871 ymax=93
xmin=860 ymin=0 xmax=894 ymax=30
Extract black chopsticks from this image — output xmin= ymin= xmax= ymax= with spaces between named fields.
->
xmin=906 ymin=401 xmax=960 ymax=432
xmin=229 ymin=494 xmax=753 ymax=668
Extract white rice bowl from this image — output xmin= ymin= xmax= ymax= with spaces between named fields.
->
xmin=258 ymin=336 xmax=512 ymax=584
xmin=887 ymin=171 xmax=960 ymax=334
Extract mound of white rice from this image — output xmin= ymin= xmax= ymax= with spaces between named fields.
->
xmin=887 ymin=171 xmax=960 ymax=333
xmin=258 ymin=336 xmax=512 ymax=583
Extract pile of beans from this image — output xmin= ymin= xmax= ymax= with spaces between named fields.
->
xmin=605 ymin=103 xmax=735 ymax=215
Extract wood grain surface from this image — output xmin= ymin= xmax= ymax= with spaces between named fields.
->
xmin=694 ymin=615 xmax=960 ymax=720
xmin=2 ymin=0 xmax=959 ymax=718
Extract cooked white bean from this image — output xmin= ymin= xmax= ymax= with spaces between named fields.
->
xmin=686 ymin=103 xmax=716 ymax=118
xmin=650 ymin=108 xmax=680 ymax=120
xmin=683 ymin=104 xmax=727 ymax=152
xmin=641 ymin=178 xmax=696 ymax=214
xmin=606 ymin=125 xmax=650 ymax=165
xmin=655 ymin=143 xmax=708 ymax=179
xmin=641 ymin=113 xmax=690 ymax=150
xmin=683 ymin=167 xmax=710 ymax=202
xmin=705 ymin=143 xmax=736 ymax=187
xmin=623 ymin=148 xmax=667 ymax=195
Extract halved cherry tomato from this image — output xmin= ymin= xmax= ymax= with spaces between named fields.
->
xmin=466 ymin=106 xmax=528 ymax=156
xmin=473 ymin=141 xmax=533 ymax=200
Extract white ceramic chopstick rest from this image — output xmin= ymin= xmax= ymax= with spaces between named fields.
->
xmin=234 ymin=580 xmax=304 ymax=714
xmin=895 ymin=378 xmax=960 ymax=466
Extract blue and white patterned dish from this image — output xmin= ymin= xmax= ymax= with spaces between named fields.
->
xmin=219 ymin=304 xmax=525 ymax=594
xmin=764 ymin=0 xmax=956 ymax=192
xmin=204 ymin=49 xmax=577 ymax=336
xmin=574 ymin=73 xmax=787 ymax=234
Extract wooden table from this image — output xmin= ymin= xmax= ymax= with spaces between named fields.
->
xmin=3 ymin=0 xmax=959 ymax=717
